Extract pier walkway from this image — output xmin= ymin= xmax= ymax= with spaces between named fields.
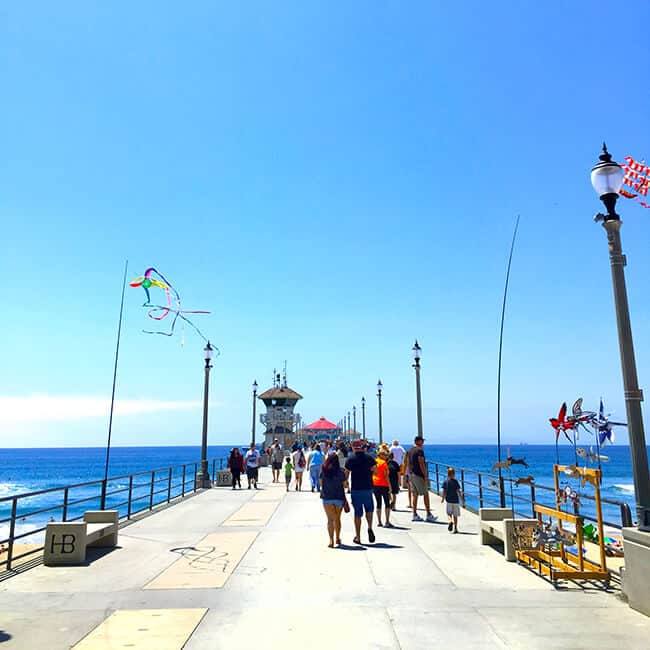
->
xmin=1 ymin=468 xmax=648 ymax=649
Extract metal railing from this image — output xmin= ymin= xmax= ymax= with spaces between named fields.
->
xmin=426 ymin=461 xmax=633 ymax=531
xmin=0 ymin=456 xmax=227 ymax=573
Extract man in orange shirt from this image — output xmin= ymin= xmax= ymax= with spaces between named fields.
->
xmin=373 ymin=445 xmax=393 ymax=527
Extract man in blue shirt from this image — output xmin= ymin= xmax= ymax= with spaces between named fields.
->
xmin=344 ymin=440 xmax=377 ymax=544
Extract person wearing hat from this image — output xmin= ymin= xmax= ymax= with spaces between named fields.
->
xmin=406 ymin=436 xmax=437 ymax=522
xmin=270 ymin=439 xmax=284 ymax=483
xmin=344 ymin=439 xmax=377 ymax=544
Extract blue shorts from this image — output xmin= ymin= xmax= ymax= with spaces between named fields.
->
xmin=350 ymin=490 xmax=374 ymax=517
xmin=322 ymin=499 xmax=344 ymax=507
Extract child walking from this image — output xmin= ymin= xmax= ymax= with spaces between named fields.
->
xmin=284 ymin=457 xmax=293 ymax=492
xmin=441 ymin=467 xmax=463 ymax=533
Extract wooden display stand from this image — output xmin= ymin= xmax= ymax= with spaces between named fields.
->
xmin=515 ymin=465 xmax=609 ymax=584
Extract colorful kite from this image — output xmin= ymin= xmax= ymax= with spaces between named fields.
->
xmin=130 ymin=267 xmax=210 ymax=343
xmin=620 ymin=156 xmax=650 ymax=208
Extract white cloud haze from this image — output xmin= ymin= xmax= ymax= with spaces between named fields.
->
xmin=0 ymin=395 xmax=202 ymax=423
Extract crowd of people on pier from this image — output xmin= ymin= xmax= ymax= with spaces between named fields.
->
xmin=226 ymin=435 xmax=465 ymax=547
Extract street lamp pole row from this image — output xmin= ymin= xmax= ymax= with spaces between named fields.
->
xmin=591 ymin=144 xmax=650 ymax=531
xmin=377 ymin=379 xmax=383 ymax=445
xmin=251 ymin=380 xmax=258 ymax=447
xmin=197 ymin=342 xmax=214 ymax=489
xmin=413 ymin=340 xmax=423 ymax=437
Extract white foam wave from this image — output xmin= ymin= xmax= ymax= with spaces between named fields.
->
xmin=0 ymin=521 xmax=45 ymax=544
xmin=0 ymin=482 xmax=30 ymax=498
xmin=612 ymin=484 xmax=635 ymax=495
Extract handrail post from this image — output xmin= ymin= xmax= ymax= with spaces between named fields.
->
xmin=62 ymin=487 xmax=69 ymax=522
xmin=499 ymin=476 xmax=506 ymax=508
xmin=530 ymin=484 xmax=536 ymax=518
xmin=100 ymin=478 xmax=107 ymax=510
xmin=219 ymin=458 xmax=223 ymax=470
xmin=167 ymin=467 xmax=173 ymax=503
xmin=6 ymin=498 xmax=17 ymax=571
xmin=621 ymin=502 xmax=633 ymax=528
xmin=149 ymin=471 xmax=155 ymax=510
xmin=434 ymin=463 xmax=440 ymax=493
xmin=212 ymin=458 xmax=216 ymax=482
xmin=194 ymin=463 xmax=198 ymax=492
xmin=127 ymin=476 xmax=133 ymax=519
xmin=478 ymin=473 xmax=484 ymax=509
xmin=460 ymin=469 xmax=465 ymax=506
xmin=181 ymin=465 xmax=186 ymax=497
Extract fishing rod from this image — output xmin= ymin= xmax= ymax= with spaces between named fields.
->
xmin=104 ymin=260 xmax=129 ymax=490
xmin=496 ymin=216 xmax=520 ymax=504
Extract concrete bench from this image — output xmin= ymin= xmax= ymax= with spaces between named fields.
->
xmin=479 ymin=508 xmax=537 ymax=562
xmin=44 ymin=510 xmax=119 ymax=566
xmin=215 ymin=469 xmax=233 ymax=486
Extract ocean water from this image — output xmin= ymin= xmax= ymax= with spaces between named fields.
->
xmin=0 ymin=443 xmax=641 ymax=543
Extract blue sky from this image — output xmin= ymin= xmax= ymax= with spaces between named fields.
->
xmin=1 ymin=2 xmax=649 ymax=448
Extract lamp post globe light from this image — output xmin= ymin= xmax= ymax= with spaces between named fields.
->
xmin=197 ymin=341 xmax=214 ymax=489
xmin=591 ymin=144 xmax=650 ymax=532
xmin=377 ymin=380 xmax=383 ymax=445
xmin=412 ymin=340 xmax=423 ymax=438
xmin=361 ymin=396 xmax=366 ymax=438
xmin=251 ymin=380 xmax=258 ymax=446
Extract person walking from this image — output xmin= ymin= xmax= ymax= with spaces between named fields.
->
xmin=387 ymin=451 xmax=400 ymax=511
xmin=227 ymin=447 xmax=244 ymax=489
xmin=390 ymin=439 xmax=407 ymax=488
xmin=441 ymin=467 xmax=463 ymax=533
xmin=320 ymin=454 xmax=347 ymax=547
xmin=373 ymin=445 xmax=393 ymax=527
xmin=292 ymin=445 xmax=307 ymax=491
xmin=406 ymin=436 xmax=437 ymax=522
xmin=284 ymin=456 xmax=293 ymax=492
xmin=270 ymin=439 xmax=284 ymax=483
xmin=307 ymin=444 xmax=324 ymax=493
xmin=244 ymin=442 xmax=261 ymax=489
xmin=344 ymin=439 xmax=376 ymax=545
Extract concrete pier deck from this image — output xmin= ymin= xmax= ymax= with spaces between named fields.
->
xmin=1 ymin=468 xmax=648 ymax=649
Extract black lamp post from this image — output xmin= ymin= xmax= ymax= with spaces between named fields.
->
xmin=377 ymin=380 xmax=383 ymax=445
xmin=251 ymin=380 xmax=258 ymax=446
xmin=591 ymin=144 xmax=650 ymax=531
xmin=361 ymin=397 xmax=366 ymax=437
xmin=413 ymin=340 xmax=423 ymax=437
xmin=353 ymin=405 xmax=357 ymax=434
xmin=197 ymin=341 xmax=214 ymax=488
xmin=347 ymin=411 xmax=351 ymax=435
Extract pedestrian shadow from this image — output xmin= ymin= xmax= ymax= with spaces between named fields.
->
xmin=454 ymin=531 xmax=477 ymax=536
xmin=0 ymin=630 xmax=12 ymax=642
xmin=364 ymin=542 xmax=404 ymax=549
xmin=383 ymin=525 xmax=410 ymax=530
xmin=337 ymin=544 xmax=367 ymax=551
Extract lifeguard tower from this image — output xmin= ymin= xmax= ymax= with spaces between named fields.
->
xmin=259 ymin=368 xmax=302 ymax=448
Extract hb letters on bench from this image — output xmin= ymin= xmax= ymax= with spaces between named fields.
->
xmin=44 ymin=510 xmax=119 ymax=566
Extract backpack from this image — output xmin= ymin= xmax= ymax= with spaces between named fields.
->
xmin=298 ymin=451 xmax=306 ymax=468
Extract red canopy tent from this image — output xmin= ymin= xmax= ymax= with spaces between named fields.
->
xmin=304 ymin=417 xmax=338 ymax=431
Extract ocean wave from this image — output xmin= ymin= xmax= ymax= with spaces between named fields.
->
xmin=0 ymin=482 xmax=31 ymax=498
xmin=0 ymin=521 xmax=45 ymax=544
xmin=611 ymin=484 xmax=635 ymax=495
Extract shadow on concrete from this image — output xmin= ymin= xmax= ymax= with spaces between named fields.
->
xmin=84 ymin=546 xmax=121 ymax=565
xmin=383 ymin=525 xmax=410 ymax=530
xmin=337 ymin=543 xmax=367 ymax=551
xmin=364 ymin=542 xmax=404 ymax=549
xmin=453 ymin=531 xmax=477 ymax=536
xmin=0 ymin=630 xmax=12 ymax=643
